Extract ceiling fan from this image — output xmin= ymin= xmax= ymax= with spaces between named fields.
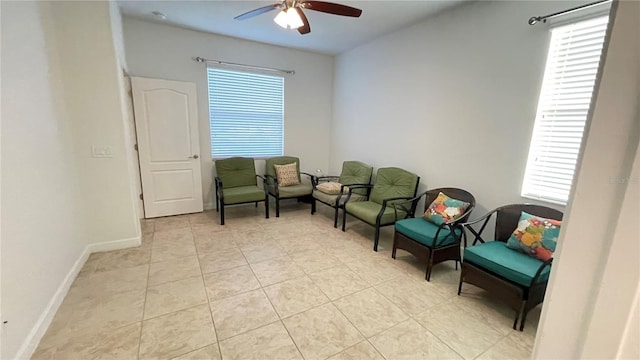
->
xmin=234 ymin=0 xmax=362 ymax=35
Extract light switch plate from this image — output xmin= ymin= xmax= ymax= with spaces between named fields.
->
xmin=91 ymin=146 xmax=113 ymax=158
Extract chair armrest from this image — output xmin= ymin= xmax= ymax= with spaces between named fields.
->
xmin=214 ymin=177 xmax=224 ymax=200
xmin=390 ymin=192 xmax=426 ymax=217
xmin=300 ymin=172 xmax=314 ymax=179
xmin=459 ymin=208 xmax=500 ymax=246
xmin=264 ymin=174 xmax=279 ymax=196
xmin=342 ymin=184 xmax=374 ymax=206
xmin=255 ymin=175 xmax=267 ymax=189
xmin=381 ymin=195 xmax=417 ymax=223
xmin=316 ymin=175 xmax=340 ymax=181
xmin=530 ymin=258 xmax=553 ymax=287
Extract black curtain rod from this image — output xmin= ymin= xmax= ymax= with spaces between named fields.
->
xmin=528 ymin=0 xmax=611 ymax=25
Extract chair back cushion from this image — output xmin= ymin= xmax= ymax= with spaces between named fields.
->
xmin=265 ymin=156 xmax=301 ymax=183
xmin=495 ymin=204 xmax=563 ymax=242
xmin=339 ymin=161 xmax=373 ymax=195
xmin=369 ymin=167 xmax=419 ymax=205
xmin=506 ymin=212 xmax=561 ymax=261
xmin=215 ymin=157 xmax=257 ymax=188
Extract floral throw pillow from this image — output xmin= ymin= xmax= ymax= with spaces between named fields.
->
xmin=423 ymin=192 xmax=470 ymax=225
xmin=274 ymin=163 xmax=300 ymax=187
xmin=506 ymin=211 xmax=562 ymax=261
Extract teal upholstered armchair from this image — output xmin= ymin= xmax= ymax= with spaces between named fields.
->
xmin=264 ymin=156 xmax=313 ymax=217
xmin=311 ymin=161 xmax=373 ymax=228
xmin=458 ymin=204 xmax=563 ymax=330
xmin=214 ymin=157 xmax=268 ymax=225
xmin=393 ymin=188 xmax=476 ymax=281
xmin=341 ymin=167 xmax=420 ymax=251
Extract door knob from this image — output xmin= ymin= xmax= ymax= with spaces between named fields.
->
xmin=189 ymin=155 xmax=199 ymax=159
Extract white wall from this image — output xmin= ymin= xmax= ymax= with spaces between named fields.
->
xmin=122 ymin=17 xmax=334 ymax=210
xmin=331 ymin=1 xmax=592 ymax=214
xmin=1 ymin=2 xmax=87 ymax=358
xmin=50 ymin=1 xmax=140 ymax=244
xmin=535 ymin=0 xmax=640 ymax=357
xmin=1 ymin=1 xmax=142 ymax=358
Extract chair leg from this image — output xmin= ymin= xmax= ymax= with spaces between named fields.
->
xmin=333 ymin=207 xmax=339 ymax=228
xmin=457 ymin=269 xmax=464 ymax=295
xmin=216 ymin=197 xmax=219 ymax=212
xmin=311 ymin=198 xmax=316 ymax=215
xmin=373 ymin=226 xmax=380 ymax=252
xmin=519 ymin=304 xmax=530 ymax=331
xmin=255 ymin=202 xmax=258 ymax=208
xmin=276 ymin=197 xmax=280 ymax=218
xmin=265 ymin=196 xmax=270 ymax=219
xmin=514 ymin=302 xmax=525 ymax=330
xmin=341 ymin=209 xmax=347 ymax=232
xmin=220 ymin=204 xmax=225 ymax=225
xmin=391 ymin=242 xmax=397 ymax=259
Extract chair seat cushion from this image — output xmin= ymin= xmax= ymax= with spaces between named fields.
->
xmin=345 ymin=201 xmax=406 ymax=225
xmin=313 ymin=190 xmax=366 ymax=207
xmin=395 ymin=217 xmax=458 ymax=247
xmin=463 ymin=241 xmax=551 ymax=287
xmin=223 ymin=186 xmax=265 ymax=204
xmin=275 ymin=183 xmax=312 ymax=198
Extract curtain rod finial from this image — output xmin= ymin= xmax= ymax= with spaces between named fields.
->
xmin=195 ymin=57 xmax=205 ymax=62
xmin=528 ymin=16 xmax=540 ymax=25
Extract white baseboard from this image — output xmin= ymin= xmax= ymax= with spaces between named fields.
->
xmin=14 ymin=246 xmax=90 ymax=360
xmin=87 ymin=236 xmax=141 ymax=253
xmin=15 ymin=235 xmax=141 ymax=359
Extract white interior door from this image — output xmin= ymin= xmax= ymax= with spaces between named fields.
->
xmin=131 ymin=77 xmax=203 ymax=218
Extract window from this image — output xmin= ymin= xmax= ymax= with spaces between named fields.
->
xmin=207 ymin=67 xmax=284 ymax=158
xmin=521 ymin=16 xmax=609 ymax=205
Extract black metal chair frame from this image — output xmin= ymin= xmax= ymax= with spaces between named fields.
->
xmin=310 ymin=174 xmax=373 ymax=228
xmin=215 ymin=175 xmax=269 ymax=225
xmin=341 ymin=178 xmax=421 ymax=252
xmin=265 ymin=172 xmax=314 ymax=217
xmin=457 ymin=204 xmax=563 ymax=331
xmin=392 ymin=188 xmax=476 ymax=281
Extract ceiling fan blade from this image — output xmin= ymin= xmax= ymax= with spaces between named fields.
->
xmin=234 ymin=4 xmax=280 ymax=20
xmin=301 ymin=1 xmax=362 ymax=17
xmin=295 ymin=8 xmax=311 ymax=35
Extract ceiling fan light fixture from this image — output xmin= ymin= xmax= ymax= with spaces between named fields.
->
xmin=274 ymin=8 xmax=303 ymax=29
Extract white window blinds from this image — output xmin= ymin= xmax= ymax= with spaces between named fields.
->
xmin=521 ymin=16 xmax=609 ymax=205
xmin=207 ymin=67 xmax=284 ymax=158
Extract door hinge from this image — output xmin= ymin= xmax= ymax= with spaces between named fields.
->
xmin=134 ymin=144 xmax=138 ymax=151
xmin=139 ymin=193 xmax=143 ymax=200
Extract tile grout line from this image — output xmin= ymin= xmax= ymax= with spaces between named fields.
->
xmin=137 ymin=227 xmax=155 ymax=360
xmin=241 ymin=239 xmax=307 ymax=360
xmin=190 ymin=218 xmax=223 ymax=360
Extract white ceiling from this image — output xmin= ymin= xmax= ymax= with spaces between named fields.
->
xmin=118 ymin=1 xmax=467 ymax=55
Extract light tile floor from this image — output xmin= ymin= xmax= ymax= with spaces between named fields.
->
xmin=33 ymin=202 xmax=541 ymax=360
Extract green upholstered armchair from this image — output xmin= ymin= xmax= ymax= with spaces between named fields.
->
xmin=214 ymin=157 xmax=268 ymax=225
xmin=264 ymin=156 xmax=313 ymax=217
xmin=392 ymin=188 xmax=476 ymax=281
xmin=311 ymin=161 xmax=373 ymax=228
xmin=341 ymin=167 xmax=420 ymax=251
xmin=458 ymin=204 xmax=563 ymax=331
